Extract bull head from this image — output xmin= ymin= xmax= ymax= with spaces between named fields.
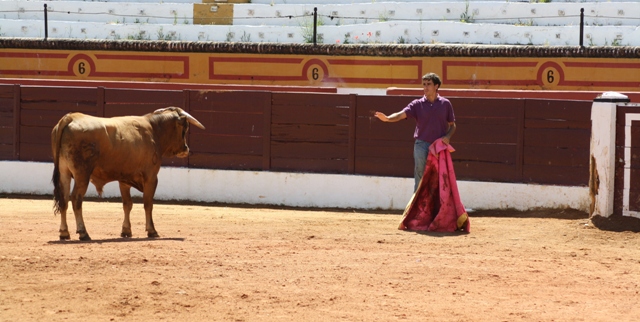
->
xmin=154 ymin=107 xmax=206 ymax=130
xmin=153 ymin=107 xmax=206 ymax=158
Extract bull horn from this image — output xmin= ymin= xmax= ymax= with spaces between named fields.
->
xmin=179 ymin=110 xmax=206 ymax=130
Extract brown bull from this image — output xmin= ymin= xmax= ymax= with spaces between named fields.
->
xmin=51 ymin=107 xmax=205 ymax=240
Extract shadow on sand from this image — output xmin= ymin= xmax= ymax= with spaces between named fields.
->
xmin=471 ymin=208 xmax=640 ymax=232
xmin=47 ymin=237 xmax=185 ymax=245
xmin=590 ymin=215 xmax=640 ymax=233
xmin=410 ymin=230 xmax=470 ymax=238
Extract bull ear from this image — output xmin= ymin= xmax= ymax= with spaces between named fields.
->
xmin=179 ymin=110 xmax=205 ymax=130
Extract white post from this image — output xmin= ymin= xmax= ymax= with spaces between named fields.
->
xmin=589 ymin=92 xmax=630 ymax=218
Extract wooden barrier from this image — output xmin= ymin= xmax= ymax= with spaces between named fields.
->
xmin=387 ymin=87 xmax=640 ymax=103
xmin=0 ymin=84 xmax=592 ymax=186
xmin=188 ymin=90 xmax=271 ymax=170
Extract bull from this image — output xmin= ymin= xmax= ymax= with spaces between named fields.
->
xmin=50 ymin=107 xmax=205 ymax=240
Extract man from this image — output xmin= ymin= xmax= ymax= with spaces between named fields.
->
xmin=374 ymin=72 xmax=456 ymax=191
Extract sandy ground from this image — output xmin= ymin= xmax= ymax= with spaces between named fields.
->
xmin=0 ymin=196 xmax=639 ymax=322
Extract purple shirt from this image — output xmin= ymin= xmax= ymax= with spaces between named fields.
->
xmin=401 ymin=95 xmax=455 ymax=143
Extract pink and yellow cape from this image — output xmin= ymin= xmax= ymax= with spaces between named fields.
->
xmin=399 ymin=138 xmax=470 ymax=232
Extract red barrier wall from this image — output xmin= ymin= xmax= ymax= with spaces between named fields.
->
xmin=387 ymin=87 xmax=640 ymax=102
xmin=0 ymin=84 xmax=592 ymax=186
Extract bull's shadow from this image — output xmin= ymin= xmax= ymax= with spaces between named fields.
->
xmin=47 ymin=237 xmax=184 ymax=245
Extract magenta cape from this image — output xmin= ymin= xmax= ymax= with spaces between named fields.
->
xmin=399 ymin=138 xmax=470 ymax=232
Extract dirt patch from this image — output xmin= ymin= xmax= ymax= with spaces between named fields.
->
xmin=0 ymin=196 xmax=638 ymax=321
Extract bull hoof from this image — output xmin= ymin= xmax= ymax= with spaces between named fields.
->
xmin=59 ymin=230 xmax=71 ymax=240
xmin=147 ymin=232 xmax=160 ymax=238
xmin=121 ymin=227 xmax=132 ymax=238
xmin=77 ymin=229 xmax=91 ymax=241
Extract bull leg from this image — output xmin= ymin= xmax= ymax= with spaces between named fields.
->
xmin=58 ymin=170 xmax=73 ymax=240
xmin=70 ymin=175 xmax=91 ymax=241
xmin=119 ymin=182 xmax=133 ymax=238
xmin=143 ymin=177 xmax=159 ymax=238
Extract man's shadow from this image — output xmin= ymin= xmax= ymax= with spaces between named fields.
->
xmin=408 ymin=230 xmax=469 ymax=238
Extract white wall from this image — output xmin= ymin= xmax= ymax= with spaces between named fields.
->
xmin=0 ymin=1 xmax=638 ymax=46
xmin=0 ymin=161 xmax=589 ymax=212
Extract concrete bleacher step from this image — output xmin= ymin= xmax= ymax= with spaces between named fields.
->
xmin=0 ymin=0 xmax=638 ymax=46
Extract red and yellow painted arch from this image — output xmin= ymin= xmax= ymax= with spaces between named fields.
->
xmin=1 ymin=48 xmax=639 ymax=92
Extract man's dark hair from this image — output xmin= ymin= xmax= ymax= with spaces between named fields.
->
xmin=422 ymin=73 xmax=442 ymax=87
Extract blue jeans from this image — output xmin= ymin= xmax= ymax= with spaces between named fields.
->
xmin=413 ymin=139 xmax=431 ymax=192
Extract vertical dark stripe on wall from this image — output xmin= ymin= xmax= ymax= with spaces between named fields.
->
xmin=182 ymin=89 xmax=191 ymax=114
xmin=515 ymin=101 xmax=525 ymax=181
xmin=262 ymin=93 xmax=272 ymax=171
xmin=13 ymin=84 xmax=20 ymax=160
xmin=348 ymin=94 xmax=357 ymax=174
xmin=183 ymin=89 xmax=191 ymax=166
xmin=97 ymin=87 xmax=105 ymax=117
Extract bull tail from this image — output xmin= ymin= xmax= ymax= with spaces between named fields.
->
xmin=52 ymin=163 xmax=62 ymax=215
xmin=51 ymin=114 xmax=74 ymax=215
